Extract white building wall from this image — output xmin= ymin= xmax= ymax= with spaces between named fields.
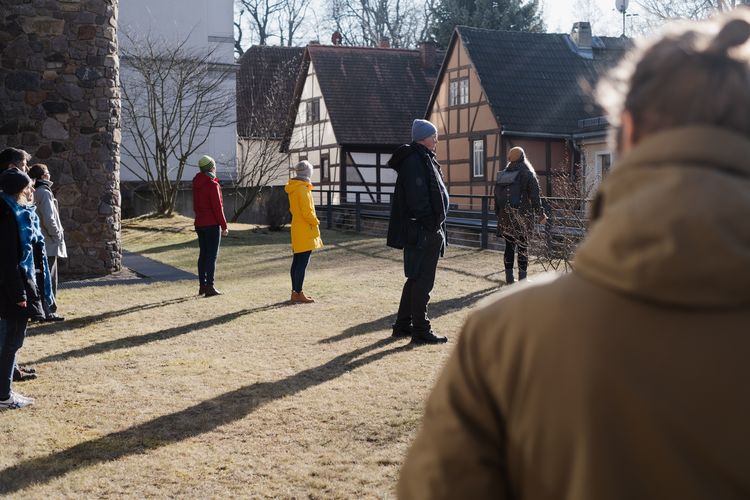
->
xmin=118 ymin=0 xmax=237 ymax=182
xmin=288 ymin=61 xmax=339 ymax=184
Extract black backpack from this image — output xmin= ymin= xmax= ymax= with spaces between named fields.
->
xmin=494 ymin=168 xmax=520 ymax=213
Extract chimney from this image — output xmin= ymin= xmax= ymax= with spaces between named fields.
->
xmin=379 ymin=37 xmax=390 ymax=48
xmin=571 ymin=22 xmax=592 ymax=50
xmin=419 ymin=40 xmax=437 ymax=69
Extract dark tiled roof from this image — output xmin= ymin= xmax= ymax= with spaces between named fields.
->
xmin=236 ymin=46 xmax=304 ymax=138
xmin=304 ymin=45 xmax=439 ymax=146
xmin=454 ymin=27 xmax=630 ymax=135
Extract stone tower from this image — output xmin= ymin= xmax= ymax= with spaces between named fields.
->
xmin=0 ymin=0 xmax=121 ymax=276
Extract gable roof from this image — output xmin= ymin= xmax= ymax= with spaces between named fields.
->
xmin=237 ymin=45 xmax=304 ymax=139
xmin=433 ymin=26 xmax=630 ymax=136
xmin=283 ymin=44 xmax=441 ymax=148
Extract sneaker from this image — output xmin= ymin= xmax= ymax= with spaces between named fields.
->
xmin=44 ymin=313 xmax=65 ymax=322
xmin=0 ymin=392 xmax=34 ymax=410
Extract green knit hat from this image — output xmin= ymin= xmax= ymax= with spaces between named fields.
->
xmin=198 ymin=155 xmax=216 ymax=172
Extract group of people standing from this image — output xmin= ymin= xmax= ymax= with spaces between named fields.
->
xmin=191 ymin=155 xmax=323 ymax=304
xmin=0 ymin=147 xmax=67 ymax=410
xmin=191 ymin=116 xmax=544 ymax=348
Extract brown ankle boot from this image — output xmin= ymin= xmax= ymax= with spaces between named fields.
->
xmin=204 ymin=285 xmax=223 ymax=297
xmin=291 ymin=291 xmax=314 ymax=303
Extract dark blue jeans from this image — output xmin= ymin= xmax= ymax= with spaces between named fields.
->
xmin=0 ymin=317 xmax=28 ymax=400
xmin=290 ymin=251 xmax=312 ymax=293
xmin=196 ymin=225 xmax=221 ymax=287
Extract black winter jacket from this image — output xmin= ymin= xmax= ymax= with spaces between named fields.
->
xmin=386 ymin=143 xmax=448 ymax=250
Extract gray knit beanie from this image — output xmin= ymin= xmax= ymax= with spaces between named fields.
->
xmin=411 ymin=119 xmax=438 ymax=142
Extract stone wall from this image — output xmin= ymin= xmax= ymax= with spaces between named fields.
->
xmin=0 ymin=0 xmax=121 ymax=277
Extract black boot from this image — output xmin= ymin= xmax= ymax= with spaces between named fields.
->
xmin=518 ymin=270 xmax=527 ymax=280
xmin=412 ymin=330 xmax=448 ymax=344
xmin=391 ymin=323 xmax=412 ymax=338
xmin=505 ymin=269 xmax=515 ymax=284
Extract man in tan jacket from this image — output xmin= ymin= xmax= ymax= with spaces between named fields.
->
xmin=398 ymin=11 xmax=750 ymax=500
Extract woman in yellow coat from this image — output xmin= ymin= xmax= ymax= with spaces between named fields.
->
xmin=284 ymin=161 xmax=323 ymax=303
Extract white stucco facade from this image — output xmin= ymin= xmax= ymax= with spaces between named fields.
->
xmin=118 ymin=0 xmax=237 ymax=182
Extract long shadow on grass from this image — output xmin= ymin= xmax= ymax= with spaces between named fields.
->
xmin=26 ymin=295 xmax=198 ymax=337
xmin=28 ymin=301 xmax=291 ymax=365
xmin=332 ymin=241 xmax=499 ymax=283
xmin=319 ymin=285 xmax=498 ymax=344
xmin=0 ymin=337 xmax=408 ymax=494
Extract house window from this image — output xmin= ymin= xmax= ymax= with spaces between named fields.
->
xmin=449 ymin=80 xmax=458 ymax=106
xmin=321 ymin=154 xmax=330 ymax=181
xmin=459 ymin=78 xmax=469 ymax=105
xmin=596 ymin=153 xmax=611 ymax=178
xmin=449 ymin=77 xmax=469 ymax=106
xmin=306 ymin=98 xmax=320 ymax=123
xmin=472 ymin=139 xmax=484 ymax=178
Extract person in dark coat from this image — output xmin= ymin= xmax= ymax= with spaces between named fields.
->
xmin=0 ymin=148 xmax=38 ymax=382
xmin=0 ymin=169 xmax=53 ymax=409
xmin=386 ymin=119 xmax=449 ymax=344
xmin=494 ymin=147 xmax=547 ymax=284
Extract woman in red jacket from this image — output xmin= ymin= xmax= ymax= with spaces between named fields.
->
xmin=192 ymin=155 xmax=228 ymax=297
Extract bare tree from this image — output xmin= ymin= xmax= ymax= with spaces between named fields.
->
xmin=237 ymin=0 xmax=285 ymax=46
xmin=635 ymin=0 xmax=748 ymax=20
xmin=120 ymin=31 xmax=235 ymax=215
xmin=324 ymin=0 xmax=431 ymax=47
xmin=277 ymin=0 xmax=313 ymax=46
xmin=233 ymin=48 xmax=302 ymax=222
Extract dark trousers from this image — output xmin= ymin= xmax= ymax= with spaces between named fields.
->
xmin=504 ymin=232 xmax=528 ymax=275
xmin=196 ymin=225 xmax=221 ymax=286
xmin=290 ymin=251 xmax=312 ymax=292
xmin=0 ymin=317 xmax=28 ymax=400
xmin=395 ymin=230 xmax=443 ymax=335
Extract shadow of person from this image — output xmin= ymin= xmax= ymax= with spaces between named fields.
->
xmin=28 ymin=301 xmax=292 ymax=365
xmin=0 ymin=337 xmax=407 ymax=494
xmin=319 ymin=286 xmax=498 ymax=344
xmin=26 ymin=295 xmax=198 ymax=337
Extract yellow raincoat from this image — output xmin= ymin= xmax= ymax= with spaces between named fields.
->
xmin=285 ymin=179 xmax=323 ymax=253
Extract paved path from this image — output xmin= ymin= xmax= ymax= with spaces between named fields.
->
xmin=60 ymin=251 xmax=196 ymax=289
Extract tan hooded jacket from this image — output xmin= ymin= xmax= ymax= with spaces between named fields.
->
xmin=398 ymin=126 xmax=750 ymax=500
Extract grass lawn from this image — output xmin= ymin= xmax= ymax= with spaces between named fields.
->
xmin=0 ymin=215 xmax=537 ymax=497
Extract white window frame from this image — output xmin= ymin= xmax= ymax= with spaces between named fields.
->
xmin=449 ymin=80 xmax=458 ymax=106
xmin=459 ymin=78 xmax=469 ymax=105
xmin=472 ymin=139 xmax=484 ymax=178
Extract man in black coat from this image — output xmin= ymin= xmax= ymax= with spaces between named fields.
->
xmin=387 ymin=119 xmax=449 ymax=344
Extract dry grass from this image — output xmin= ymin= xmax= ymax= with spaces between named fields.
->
xmin=0 ymin=215 xmax=540 ymax=498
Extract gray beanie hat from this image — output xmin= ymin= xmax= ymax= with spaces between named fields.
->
xmin=411 ymin=119 xmax=437 ymax=142
xmin=294 ymin=160 xmax=313 ymax=182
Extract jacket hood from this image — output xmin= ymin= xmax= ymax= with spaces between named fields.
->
xmin=388 ymin=143 xmax=432 ymax=173
xmin=574 ymin=126 xmax=750 ymax=308
xmin=285 ymin=178 xmax=312 ymax=193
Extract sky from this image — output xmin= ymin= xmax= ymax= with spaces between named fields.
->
xmin=541 ymin=0 xmax=646 ymax=37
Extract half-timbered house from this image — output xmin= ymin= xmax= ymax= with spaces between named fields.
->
xmin=281 ymin=42 xmax=441 ymax=203
xmin=427 ymin=23 xmax=630 ymax=207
